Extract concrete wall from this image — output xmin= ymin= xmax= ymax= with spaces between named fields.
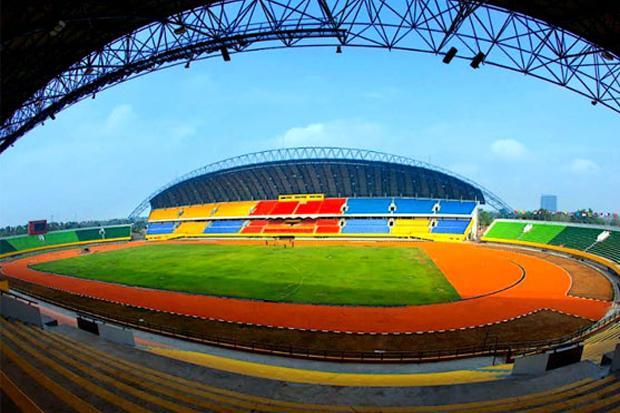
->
xmin=612 ymin=344 xmax=620 ymax=373
xmin=512 ymin=353 xmax=550 ymax=376
xmin=99 ymin=323 xmax=135 ymax=346
xmin=0 ymin=295 xmax=42 ymax=327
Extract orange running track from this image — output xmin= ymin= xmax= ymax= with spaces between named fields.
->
xmin=0 ymin=240 xmax=611 ymax=333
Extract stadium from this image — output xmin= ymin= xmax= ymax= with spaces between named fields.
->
xmin=1 ymin=1 xmax=620 ymax=412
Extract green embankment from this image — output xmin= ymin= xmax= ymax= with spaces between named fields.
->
xmin=484 ymin=221 xmax=527 ymax=240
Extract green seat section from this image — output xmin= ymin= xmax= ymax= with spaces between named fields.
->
xmin=588 ymin=231 xmax=620 ymax=264
xmin=548 ymin=226 xmax=603 ymax=251
xmin=7 ymin=230 xmax=79 ymax=251
xmin=484 ymin=221 xmax=527 ymax=240
xmin=102 ymin=225 xmax=131 ymax=239
xmin=75 ymin=228 xmax=105 ymax=242
xmin=518 ymin=224 xmax=566 ymax=244
xmin=0 ymin=239 xmax=17 ymax=255
xmin=7 ymin=235 xmax=48 ymax=251
xmin=2 ymin=225 xmax=131 ymax=255
xmin=75 ymin=225 xmax=131 ymax=242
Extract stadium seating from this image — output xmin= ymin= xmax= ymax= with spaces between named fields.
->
xmin=210 ymin=201 xmax=257 ymax=217
xmin=146 ymin=222 xmax=176 ymax=235
xmin=0 ymin=239 xmax=17 ymax=255
xmin=294 ymin=200 xmax=323 ymax=215
xmin=203 ymin=220 xmax=245 ymax=234
xmin=5 ymin=231 xmax=79 ymax=251
xmin=438 ymin=200 xmax=477 ymax=215
xmin=263 ymin=220 xmax=315 ymax=234
xmin=270 ymin=201 xmax=299 ymax=215
xmin=342 ymin=219 xmax=390 ymax=234
xmin=0 ymin=226 xmax=132 ymax=258
xmin=393 ymin=199 xmax=437 ymax=214
xmin=345 ymin=198 xmax=393 ymax=215
xmin=518 ymin=223 xmax=565 ymax=244
xmin=149 ymin=197 xmax=477 ymax=221
xmin=432 ymin=219 xmax=470 ymax=234
xmin=241 ymin=220 xmax=267 ymax=234
xmin=483 ymin=220 xmax=620 ymax=264
xmin=318 ymin=198 xmax=346 ymax=214
xmin=148 ymin=207 xmax=182 ymax=220
xmin=315 ymin=219 xmax=341 ymax=234
xmin=175 ymin=221 xmax=207 ymax=236
xmin=390 ymin=219 xmax=431 ymax=236
xmin=547 ymin=226 xmax=603 ymax=251
xmin=251 ymin=200 xmax=278 ymax=216
xmin=588 ymin=231 xmax=620 ymax=263
xmin=3 ymin=317 xmax=620 ymax=413
xmin=146 ymin=196 xmax=478 ymax=239
xmin=181 ymin=203 xmax=218 ymax=218
xmin=484 ymin=221 xmax=528 ymax=240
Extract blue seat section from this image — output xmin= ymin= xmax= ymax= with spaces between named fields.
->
xmin=432 ymin=219 xmax=470 ymax=234
xmin=345 ymin=198 xmax=393 ymax=214
xmin=203 ymin=220 xmax=245 ymax=234
xmin=146 ymin=222 xmax=176 ymax=235
xmin=342 ymin=219 xmax=390 ymax=234
xmin=438 ymin=200 xmax=477 ymax=215
xmin=394 ymin=199 xmax=437 ymax=214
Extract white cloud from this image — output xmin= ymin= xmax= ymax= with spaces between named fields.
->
xmin=490 ymin=139 xmax=527 ymax=161
xmin=270 ymin=120 xmax=384 ymax=148
xmin=570 ymin=158 xmax=600 ymax=175
xmin=105 ymin=104 xmax=134 ymax=129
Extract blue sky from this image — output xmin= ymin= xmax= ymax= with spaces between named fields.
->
xmin=1 ymin=47 xmax=619 ymax=226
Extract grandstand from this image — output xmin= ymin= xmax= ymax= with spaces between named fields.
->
xmin=140 ymin=149 xmax=493 ymax=242
xmin=146 ymin=197 xmax=477 ymax=241
xmin=483 ymin=219 xmax=620 ymax=265
xmin=0 ymin=225 xmax=132 ymax=259
xmin=2 ymin=312 xmax=620 ymax=412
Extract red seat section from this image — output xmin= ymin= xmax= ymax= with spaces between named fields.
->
xmin=295 ymin=200 xmax=323 ymax=215
xmin=241 ymin=220 xmax=267 ymax=233
xmin=270 ymin=201 xmax=299 ymax=215
xmin=315 ymin=219 xmax=341 ymax=234
xmin=262 ymin=220 xmax=316 ymax=234
xmin=318 ymin=198 xmax=346 ymax=214
xmin=251 ymin=201 xmax=278 ymax=216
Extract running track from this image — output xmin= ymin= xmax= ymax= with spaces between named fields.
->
xmin=0 ymin=240 xmax=612 ymax=333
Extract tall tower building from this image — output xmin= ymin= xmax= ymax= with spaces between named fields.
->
xmin=540 ymin=194 xmax=558 ymax=212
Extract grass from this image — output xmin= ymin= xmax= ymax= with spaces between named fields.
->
xmin=30 ymin=244 xmax=460 ymax=306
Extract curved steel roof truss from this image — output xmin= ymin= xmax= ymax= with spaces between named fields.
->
xmin=2 ymin=0 xmax=619 ymax=153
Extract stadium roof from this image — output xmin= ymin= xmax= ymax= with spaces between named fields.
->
xmin=130 ymin=147 xmax=512 ymax=217
xmin=2 ymin=1 xmax=619 ymax=153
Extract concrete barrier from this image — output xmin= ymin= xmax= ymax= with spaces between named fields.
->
xmin=512 ymin=353 xmax=550 ymax=375
xmin=99 ymin=323 xmax=135 ymax=346
xmin=0 ymin=295 xmax=42 ymax=327
xmin=611 ymin=344 xmax=620 ymax=373
xmin=513 ymin=345 xmax=584 ymax=376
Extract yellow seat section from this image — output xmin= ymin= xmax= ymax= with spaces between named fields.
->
xmin=148 ymin=207 xmax=183 ymax=221
xmin=175 ymin=221 xmax=207 ymax=236
xmin=210 ymin=201 xmax=257 ymax=218
xmin=181 ymin=203 xmax=219 ymax=219
xmin=391 ymin=219 xmax=430 ymax=236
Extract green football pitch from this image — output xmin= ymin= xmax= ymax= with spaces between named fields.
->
xmin=31 ymin=244 xmax=460 ymax=306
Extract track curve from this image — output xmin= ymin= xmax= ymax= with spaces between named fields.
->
xmin=0 ymin=240 xmax=611 ymax=333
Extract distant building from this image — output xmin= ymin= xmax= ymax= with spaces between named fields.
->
xmin=540 ymin=194 xmax=558 ymax=212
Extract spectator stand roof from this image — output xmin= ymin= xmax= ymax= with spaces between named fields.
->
xmin=130 ymin=147 xmax=513 ymax=217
